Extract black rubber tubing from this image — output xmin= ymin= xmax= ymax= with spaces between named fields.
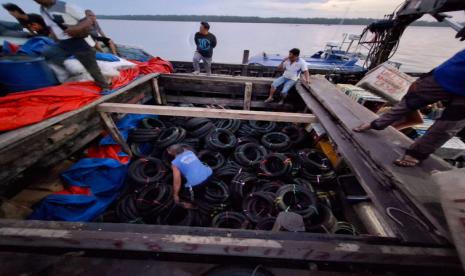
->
xmin=128 ymin=157 xmax=167 ymax=185
xmin=261 ymin=132 xmax=291 ymax=152
xmin=234 ymin=143 xmax=268 ymax=167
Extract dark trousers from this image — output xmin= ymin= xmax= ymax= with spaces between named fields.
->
xmin=43 ymin=39 xmax=109 ymax=89
xmin=370 ymin=75 xmax=465 ymax=160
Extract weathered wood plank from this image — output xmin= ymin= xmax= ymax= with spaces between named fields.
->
xmin=151 ymin=78 xmax=162 ymax=105
xmin=98 ymin=103 xmax=316 ymax=123
xmin=0 ymin=73 xmax=159 ymax=149
xmin=165 ymin=95 xmax=293 ymax=110
xmin=244 ymin=82 xmax=253 ymax=110
xmin=297 ymin=76 xmax=452 ymax=242
xmin=0 ymin=219 xmax=459 ymax=269
xmin=99 ymin=112 xmax=133 ymax=158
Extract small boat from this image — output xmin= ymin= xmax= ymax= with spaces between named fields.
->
xmin=248 ymin=33 xmax=367 ymax=75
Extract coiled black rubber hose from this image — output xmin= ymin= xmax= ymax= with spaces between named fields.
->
xmin=136 ymin=184 xmax=174 ymax=222
xmin=261 ymin=132 xmax=291 ymax=152
xmin=234 ymin=143 xmax=267 ymax=167
xmin=141 ymin=118 xmax=165 ymax=130
xmin=186 ymin=117 xmax=216 ymax=138
xmin=214 ymin=119 xmax=242 ymax=134
xmin=298 ymin=149 xmax=337 ymax=186
xmin=282 ymin=125 xmax=307 ymax=148
xmin=128 ymin=128 xmax=161 ymax=143
xmin=276 ymin=184 xmax=318 ymax=219
xmin=156 ymin=204 xmax=197 ymax=226
xmin=116 ymin=194 xmax=141 ymax=223
xmin=260 ymin=153 xmax=293 ymax=178
xmin=256 ymin=217 xmax=277 ymax=231
xmin=243 ymin=191 xmax=277 ymax=223
xmin=205 ymin=128 xmax=237 ymax=151
xmin=230 ymin=172 xmax=260 ymax=208
xmin=237 ymin=121 xmax=276 ymax=138
xmin=198 ymin=150 xmax=225 ymax=171
xmin=305 ymin=204 xmax=338 ymax=233
xmin=156 ymin=127 xmax=187 ymax=148
xmin=257 ymin=180 xmax=285 ymax=194
xmin=211 ymin=211 xmax=250 ymax=229
xmin=204 ymin=179 xmax=230 ymax=204
xmin=292 ymin=178 xmax=316 ymax=193
xmin=128 ymin=158 xmax=167 ymax=185
xmin=248 ymin=121 xmax=277 ymax=134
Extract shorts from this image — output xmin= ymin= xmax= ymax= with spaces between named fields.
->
xmin=272 ymin=76 xmax=297 ymax=96
xmin=181 ymin=176 xmax=212 ymax=202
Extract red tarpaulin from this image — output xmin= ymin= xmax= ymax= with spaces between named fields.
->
xmin=0 ymin=58 xmax=173 ymax=131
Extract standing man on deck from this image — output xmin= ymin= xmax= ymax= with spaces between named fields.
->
xmin=33 ymin=0 xmax=110 ymax=91
xmin=193 ymin=21 xmax=217 ymax=76
xmin=354 ymin=48 xmax=465 ymax=167
xmin=265 ymin=48 xmax=311 ymax=105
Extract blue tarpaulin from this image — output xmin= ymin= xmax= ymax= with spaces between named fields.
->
xmin=100 ymin=114 xmax=155 ymax=145
xmin=18 ymin=36 xmax=55 ymax=56
xmin=30 ymin=158 xmax=128 ymax=222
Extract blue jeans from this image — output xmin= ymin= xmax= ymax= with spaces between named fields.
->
xmin=272 ymin=76 xmax=297 ymax=96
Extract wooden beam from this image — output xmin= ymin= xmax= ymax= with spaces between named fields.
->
xmin=98 ymin=103 xmax=316 ymax=123
xmin=243 ymin=82 xmax=253 ymax=110
xmin=151 ymin=78 xmax=162 ymax=105
xmin=98 ymin=112 xmax=132 ymax=158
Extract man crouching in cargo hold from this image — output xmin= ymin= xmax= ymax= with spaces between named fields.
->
xmin=34 ymin=0 xmax=110 ymax=90
xmin=193 ymin=21 xmax=216 ymax=76
xmin=265 ymin=48 xmax=311 ymax=105
xmin=354 ymin=49 xmax=465 ymax=167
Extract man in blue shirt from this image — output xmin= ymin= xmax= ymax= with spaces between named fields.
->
xmin=354 ymin=49 xmax=465 ymax=167
xmin=168 ymin=144 xmax=213 ymax=204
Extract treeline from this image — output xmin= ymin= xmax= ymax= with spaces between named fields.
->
xmin=97 ymin=15 xmax=448 ymax=27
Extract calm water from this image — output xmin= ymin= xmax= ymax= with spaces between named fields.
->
xmin=100 ymin=20 xmax=464 ymax=72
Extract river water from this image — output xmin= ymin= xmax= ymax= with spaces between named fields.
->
xmin=100 ymin=20 xmax=464 ymax=72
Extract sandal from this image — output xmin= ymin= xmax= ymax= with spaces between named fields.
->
xmin=394 ymin=155 xmax=420 ymax=167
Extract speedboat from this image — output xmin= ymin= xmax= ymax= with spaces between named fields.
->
xmin=248 ymin=34 xmax=367 ymax=74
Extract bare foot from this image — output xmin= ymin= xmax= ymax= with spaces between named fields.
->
xmin=264 ymin=97 xmax=274 ymax=103
xmin=394 ymin=155 xmax=420 ymax=167
xmin=353 ymin=123 xmax=371 ymax=133
xmin=278 ymin=99 xmax=285 ymax=105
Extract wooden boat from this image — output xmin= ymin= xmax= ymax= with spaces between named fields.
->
xmin=0 ymin=72 xmax=462 ymax=274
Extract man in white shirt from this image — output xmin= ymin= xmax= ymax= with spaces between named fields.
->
xmin=265 ymin=48 xmax=311 ymax=105
xmin=34 ymin=0 xmax=109 ymax=90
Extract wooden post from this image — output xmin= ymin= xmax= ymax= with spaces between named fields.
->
xmin=151 ymin=78 xmax=162 ymax=105
xmin=99 ymin=112 xmax=133 ymax=158
xmin=241 ymin=50 xmax=250 ymax=76
xmin=243 ymin=82 xmax=253 ymax=110
xmin=242 ymin=50 xmax=250 ymax=64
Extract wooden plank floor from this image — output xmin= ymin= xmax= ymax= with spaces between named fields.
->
xmin=298 ymin=76 xmax=453 ymax=241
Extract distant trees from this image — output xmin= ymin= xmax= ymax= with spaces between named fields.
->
xmin=97 ymin=15 xmax=448 ymax=27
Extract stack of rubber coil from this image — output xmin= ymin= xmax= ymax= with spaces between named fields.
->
xmin=112 ymin=116 xmax=358 ymax=235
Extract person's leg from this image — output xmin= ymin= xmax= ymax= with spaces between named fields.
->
xmin=108 ymin=39 xmax=119 ymax=56
xmin=74 ymin=48 xmax=110 ymax=90
xmin=394 ymin=119 xmax=465 ymax=167
xmin=265 ymin=76 xmax=287 ymax=103
xmin=42 ymin=44 xmax=69 ymax=69
xmin=278 ymin=79 xmax=297 ymax=105
xmin=202 ymin=56 xmax=212 ymax=76
xmin=192 ymin=52 xmax=202 ymax=74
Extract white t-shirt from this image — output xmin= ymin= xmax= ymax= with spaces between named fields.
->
xmin=40 ymin=1 xmax=95 ymax=46
xmin=282 ymin=58 xmax=308 ymax=81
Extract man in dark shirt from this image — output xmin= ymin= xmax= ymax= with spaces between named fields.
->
xmin=2 ymin=3 xmax=45 ymax=36
xmin=354 ymin=48 xmax=465 ymax=167
xmin=193 ymin=21 xmax=217 ymax=76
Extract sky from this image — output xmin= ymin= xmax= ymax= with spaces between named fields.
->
xmin=0 ymin=0 xmax=463 ymax=21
